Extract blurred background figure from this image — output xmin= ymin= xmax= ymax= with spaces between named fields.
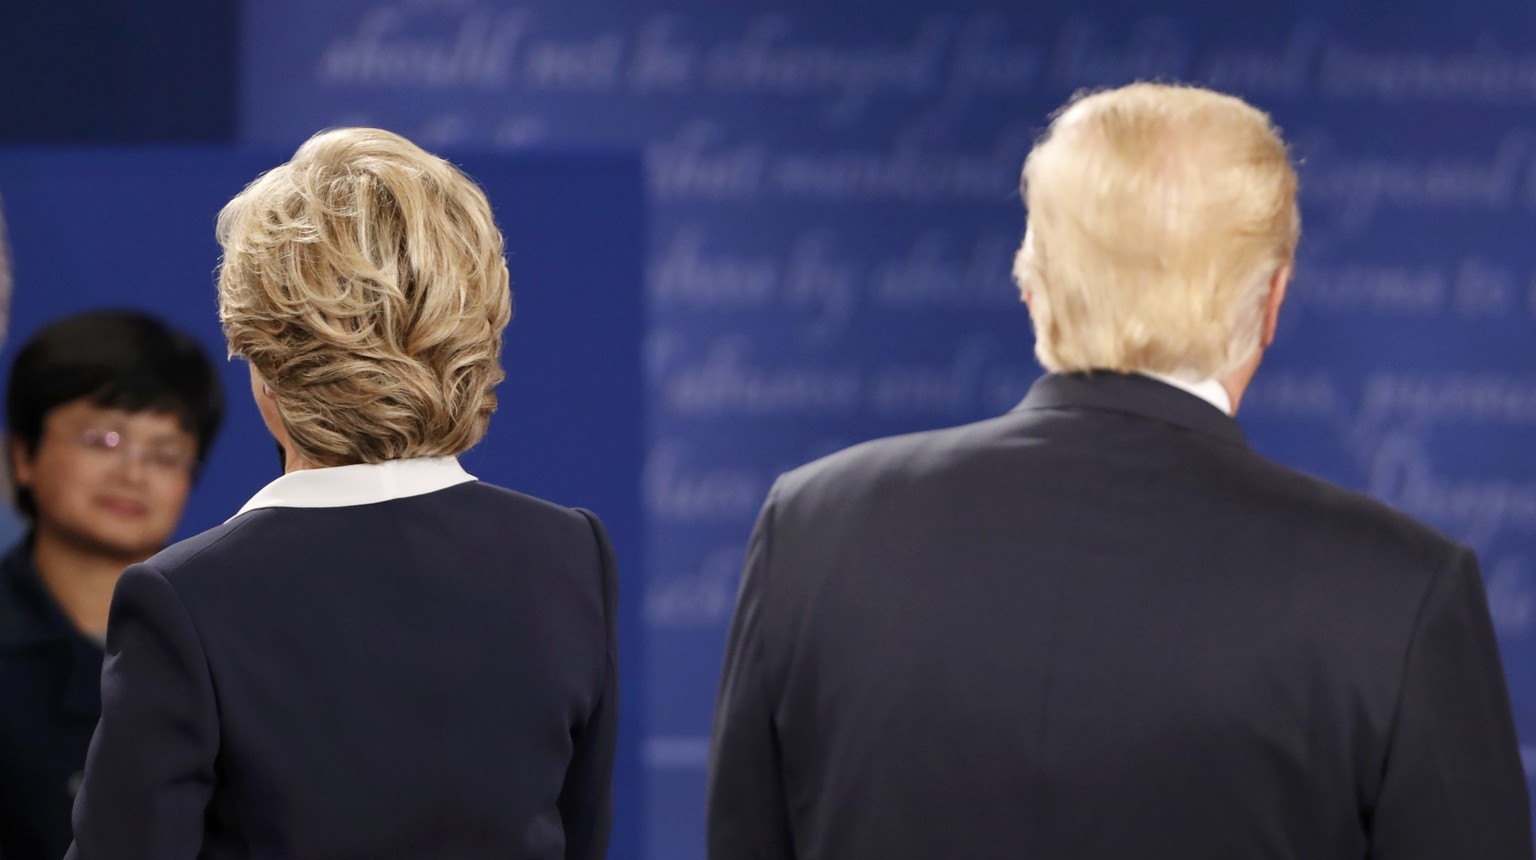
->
xmin=0 ymin=310 xmax=223 ymax=860
xmin=67 ymin=129 xmax=618 ymax=860
xmin=0 ymin=192 xmax=16 ymax=549
xmin=0 ymin=193 xmax=12 ymax=351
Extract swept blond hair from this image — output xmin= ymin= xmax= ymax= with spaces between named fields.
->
xmin=1015 ymin=82 xmax=1299 ymax=379
xmin=217 ymin=127 xmax=513 ymax=466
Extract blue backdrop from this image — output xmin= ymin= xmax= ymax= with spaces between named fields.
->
xmin=3 ymin=0 xmax=1536 ymax=857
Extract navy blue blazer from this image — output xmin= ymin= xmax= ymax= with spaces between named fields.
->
xmin=0 ymin=539 xmax=103 ymax=860
xmin=67 ymin=480 xmax=617 ymax=859
xmin=709 ymin=372 xmax=1530 ymax=859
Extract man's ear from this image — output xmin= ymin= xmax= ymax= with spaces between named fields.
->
xmin=1261 ymin=264 xmax=1291 ymax=349
xmin=8 ymin=436 xmax=32 ymax=490
xmin=1014 ymin=228 xmax=1036 ymax=313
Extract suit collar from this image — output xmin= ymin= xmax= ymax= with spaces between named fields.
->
xmin=1138 ymin=370 xmax=1232 ymax=415
xmin=232 ymin=456 xmax=476 ymax=519
xmin=1017 ymin=372 xmax=1248 ymax=449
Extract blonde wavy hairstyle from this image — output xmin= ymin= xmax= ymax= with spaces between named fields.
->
xmin=217 ymin=127 xmax=513 ymax=466
xmin=1014 ymin=83 xmax=1299 ymax=379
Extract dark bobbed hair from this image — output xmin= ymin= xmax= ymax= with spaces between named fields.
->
xmin=6 ymin=310 xmax=225 ymax=517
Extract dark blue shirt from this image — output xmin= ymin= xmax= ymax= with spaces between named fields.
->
xmin=0 ymin=538 xmax=103 ymax=860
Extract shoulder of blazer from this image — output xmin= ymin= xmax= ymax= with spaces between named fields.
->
xmin=1230 ymin=448 xmax=1465 ymax=571
xmin=145 ymin=483 xmax=598 ymax=582
xmin=775 ymin=412 xmax=1025 ymax=504
xmin=138 ymin=511 xmax=269 ymax=584
xmin=451 ymin=480 xmax=593 ymax=530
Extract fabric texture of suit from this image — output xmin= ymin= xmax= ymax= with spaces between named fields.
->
xmin=67 ymin=479 xmax=618 ymax=860
xmin=708 ymin=372 xmax=1531 ymax=860
xmin=0 ymin=538 xmax=103 ymax=860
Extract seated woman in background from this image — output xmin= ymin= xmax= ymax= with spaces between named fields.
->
xmin=0 ymin=310 xmax=222 ymax=860
xmin=66 ymin=128 xmax=618 ymax=860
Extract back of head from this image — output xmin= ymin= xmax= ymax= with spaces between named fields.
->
xmin=216 ymin=127 xmax=513 ymax=467
xmin=7 ymin=309 xmax=224 ymax=516
xmin=1015 ymin=83 xmax=1299 ymax=380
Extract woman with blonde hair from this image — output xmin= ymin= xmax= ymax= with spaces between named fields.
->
xmin=66 ymin=128 xmax=617 ymax=860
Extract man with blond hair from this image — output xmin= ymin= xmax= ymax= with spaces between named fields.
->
xmin=707 ymin=83 xmax=1531 ymax=859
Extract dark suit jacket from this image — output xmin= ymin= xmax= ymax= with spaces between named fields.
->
xmin=66 ymin=481 xmax=617 ymax=860
xmin=708 ymin=372 xmax=1531 ymax=860
xmin=0 ymin=539 xmax=103 ymax=860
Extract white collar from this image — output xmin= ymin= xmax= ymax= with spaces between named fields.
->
xmin=232 ymin=456 xmax=476 ymax=519
xmin=1138 ymin=371 xmax=1233 ymax=416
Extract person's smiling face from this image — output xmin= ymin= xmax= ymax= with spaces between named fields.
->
xmin=11 ymin=398 xmax=197 ymax=562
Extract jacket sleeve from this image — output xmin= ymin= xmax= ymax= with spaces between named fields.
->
xmin=1371 ymin=545 xmax=1534 ymax=858
xmin=561 ymin=510 xmax=619 ymax=860
xmin=65 ymin=563 xmax=218 ymax=860
xmin=707 ymin=481 xmax=795 ymax=860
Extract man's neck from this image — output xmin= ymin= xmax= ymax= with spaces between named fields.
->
xmin=1217 ymin=347 xmax=1266 ymax=415
xmin=1138 ymin=370 xmax=1233 ymax=416
xmin=32 ymin=532 xmax=142 ymax=640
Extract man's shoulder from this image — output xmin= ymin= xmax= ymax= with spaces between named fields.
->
xmin=1236 ymin=452 xmax=1463 ymax=569
xmin=773 ymin=413 xmax=1022 ymax=504
xmin=771 ymin=410 xmax=1462 ymax=571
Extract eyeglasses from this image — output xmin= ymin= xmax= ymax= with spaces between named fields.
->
xmin=72 ymin=428 xmax=196 ymax=475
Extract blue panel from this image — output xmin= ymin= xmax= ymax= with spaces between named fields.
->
xmin=0 ymin=0 xmax=237 ymax=142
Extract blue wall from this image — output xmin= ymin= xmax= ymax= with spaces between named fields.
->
xmin=0 ymin=0 xmax=235 ymax=142
xmin=6 ymin=1 xmax=1536 ymax=858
